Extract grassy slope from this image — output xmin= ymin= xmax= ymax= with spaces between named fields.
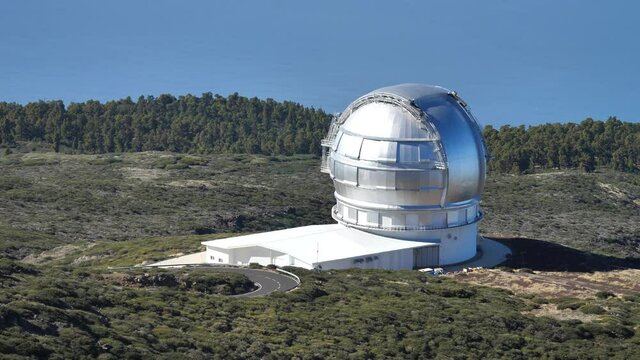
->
xmin=1 ymin=150 xmax=640 ymax=358
xmin=1 ymin=150 xmax=638 ymax=260
xmin=0 ymin=151 xmax=334 ymax=259
xmin=481 ymin=170 xmax=640 ymax=258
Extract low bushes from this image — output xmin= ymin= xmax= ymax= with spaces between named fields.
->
xmin=579 ymin=304 xmax=606 ymax=315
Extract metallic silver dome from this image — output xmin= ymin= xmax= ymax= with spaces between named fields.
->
xmin=321 ymin=83 xmax=487 ymax=239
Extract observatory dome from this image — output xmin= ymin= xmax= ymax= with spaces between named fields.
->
xmin=321 ymin=84 xmax=487 ymax=264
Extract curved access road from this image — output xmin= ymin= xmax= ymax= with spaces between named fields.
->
xmin=202 ymin=267 xmax=300 ymax=297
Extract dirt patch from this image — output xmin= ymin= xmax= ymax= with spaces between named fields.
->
xmin=525 ymin=303 xmax=602 ymax=322
xmin=557 ymin=270 xmax=640 ymax=293
xmin=530 ymin=171 xmax=566 ymax=179
xmin=100 ymin=272 xmax=129 ymax=285
xmin=21 ymin=244 xmax=84 ymax=264
xmin=386 ymin=280 xmax=409 ymax=286
xmin=167 ymin=180 xmax=216 ymax=188
xmin=72 ymin=254 xmax=108 ymax=265
xmin=451 ymin=270 xmax=578 ymax=298
xmin=122 ymin=167 xmax=167 ymax=181
xmin=597 ymin=182 xmax=638 ymax=206
xmin=598 ymin=182 xmax=626 ymax=199
xmin=450 ymin=269 xmax=640 ymax=298
xmin=166 ymin=179 xmax=272 ymax=190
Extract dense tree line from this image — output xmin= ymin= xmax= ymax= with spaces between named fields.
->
xmin=0 ymin=94 xmax=639 ymax=173
xmin=483 ymin=118 xmax=640 ymax=173
xmin=0 ymin=93 xmax=331 ymax=156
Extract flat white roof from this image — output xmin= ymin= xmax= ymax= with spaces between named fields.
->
xmin=202 ymin=224 xmax=436 ymax=264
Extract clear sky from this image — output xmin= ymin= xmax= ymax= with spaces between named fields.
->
xmin=1 ymin=0 xmax=638 ymax=126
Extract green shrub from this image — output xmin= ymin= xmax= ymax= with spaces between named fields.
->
xmin=87 ymin=157 xmax=122 ymax=165
xmin=621 ymin=294 xmax=638 ymax=302
xmin=178 ymin=270 xmax=254 ymax=295
xmin=0 ymin=259 xmax=39 ymax=276
xmin=153 ymin=157 xmax=177 ymax=168
xmin=595 ymin=291 xmax=616 ymax=299
xmin=531 ymin=296 xmax=549 ymax=305
xmin=165 ymin=163 xmax=189 ymax=170
xmin=180 ymin=156 xmax=208 ymax=166
xmin=556 ymin=298 xmax=586 ymax=310
xmin=578 ymin=322 xmax=635 ymax=339
xmin=579 ymin=304 xmax=606 ymax=315
xmin=0 ymin=176 xmax=31 ymax=191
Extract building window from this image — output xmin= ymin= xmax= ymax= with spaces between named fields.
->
xmin=336 ymin=133 xmax=363 ymax=159
xmin=331 ymin=131 xmax=343 ymax=151
xmin=210 ymin=256 xmax=214 ymax=260
xmin=420 ymin=170 xmax=444 ymax=189
xmin=466 ymin=205 xmax=477 ymax=223
xmin=358 ymin=168 xmax=395 ymax=189
xmin=367 ymin=211 xmax=379 ymax=225
xmin=447 ymin=210 xmax=462 ymax=226
xmin=419 ymin=142 xmax=437 ymax=162
xmin=406 ymin=213 xmax=419 ymax=227
xmin=218 ymin=258 xmax=223 ymax=263
xmin=334 ymin=162 xmax=358 ymax=184
xmin=398 ymin=142 xmax=420 ymax=162
xmin=396 ymin=171 xmax=420 ymax=190
xmin=360 ymin=139 xmax=397 ymax=162
xmin=345 ymin=207 xmax=357 ymax=222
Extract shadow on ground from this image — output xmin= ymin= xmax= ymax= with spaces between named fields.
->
xmin=493 ymin=237 xmax=640 ymax=272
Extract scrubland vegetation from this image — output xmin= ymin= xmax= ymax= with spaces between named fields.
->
xmin=0 ymin=150 xmax=638 ymax=358
xmin=1 ymin=260 xmax=639 ymax=359
xmin=0 ymin=94 xmax=639 ymax=358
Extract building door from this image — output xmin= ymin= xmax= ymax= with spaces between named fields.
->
xmin=413 ymin=246 xmax=439 ymax=268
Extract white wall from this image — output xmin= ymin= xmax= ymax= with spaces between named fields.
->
xmin=436 ymin=223 xmax=477 ymax=265
xmin=205 ymin=226 xmax=475 ymax=270
xmin=290 ymin=257 xmax=313 ymax=269
xmin=233 ymin=246 xmax=278 ymax=265
xmin=205 ymin=245 xmax=313 ymax=268
xmin=206 ymin=247 xmax=231 ymax=264
xmin=317 ymin=248 xmax=415 ymax=270
xmin=364 ymin=224 xmax=477 ymax=265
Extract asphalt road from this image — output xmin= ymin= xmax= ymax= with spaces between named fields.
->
xmin=202 ymin=267 xmax=299 ymax=297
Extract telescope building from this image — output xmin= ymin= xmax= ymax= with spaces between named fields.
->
xmin=203 ymin=84 xmax=488 ymax=270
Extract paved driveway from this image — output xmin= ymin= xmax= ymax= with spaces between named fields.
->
xmin=199 ymin=267 xmax=299 ymax=297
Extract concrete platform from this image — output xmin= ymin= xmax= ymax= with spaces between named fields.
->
xmin=444 ymin=237 xmax=511 ymax=272
xmin=149 ymin=251 xmax=206 ymax=267
xmin=149 ymin=236 xmax=511 ymax=272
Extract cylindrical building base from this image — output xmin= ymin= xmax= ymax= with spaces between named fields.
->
xmin=358 ymin=222 xmax=478 ymax=266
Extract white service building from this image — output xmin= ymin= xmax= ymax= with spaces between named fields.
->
xmin=203 ymin=84 xmax=488 ymax=270
xmin=203 ymin=224 xmax=440 ymax=270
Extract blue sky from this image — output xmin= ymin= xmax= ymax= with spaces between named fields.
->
xmin=1 ymin=0 xmax=638 ymax=126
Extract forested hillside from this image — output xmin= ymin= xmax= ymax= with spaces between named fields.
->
xmin=0 ymin=93 xmax=331 ymax=156
xmin=0 ymin=94 xmax=639 ymax=173
xmin=483 ymin=118 xmax=640 ymax=173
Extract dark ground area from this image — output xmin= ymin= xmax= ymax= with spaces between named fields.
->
xmin=495 ymin=237 xmax=640 ymax=272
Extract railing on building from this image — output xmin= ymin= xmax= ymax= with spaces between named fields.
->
xmin=331 ymin=205 xmax=484 ymax=232
xmin=320 ymin=113 xmax=341 ymax=173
